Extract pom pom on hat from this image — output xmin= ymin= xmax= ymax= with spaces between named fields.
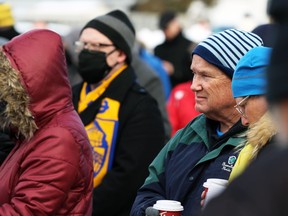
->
xmin=192 ymin=29 xmax=263 ymax=78
xmin=232 ymin=46 xmax=272 ymax=98
xmin=81 ymin=10 xmax=135 ymax=63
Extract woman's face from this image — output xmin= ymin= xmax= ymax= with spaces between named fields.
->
xmin=235 ymin=95 xmax=268 ymax=126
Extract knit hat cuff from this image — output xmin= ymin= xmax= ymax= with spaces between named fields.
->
xmin=192 ymin=45 xmax=234 ymax=78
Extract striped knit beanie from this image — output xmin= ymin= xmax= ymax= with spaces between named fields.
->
xmin=192 ymin=29 xmax=263 ymax=78
xmin=81 ymin=10 xmax=135 ymax=63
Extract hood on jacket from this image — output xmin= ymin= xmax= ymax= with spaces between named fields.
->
xmin=0 ymin=29 xmax=72 ymax=140
xmin=247 ymin=111 xmax=277 ymax=158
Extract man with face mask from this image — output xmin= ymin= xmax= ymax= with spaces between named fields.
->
xmin=72 ymin=10 xmax=165 ymax=216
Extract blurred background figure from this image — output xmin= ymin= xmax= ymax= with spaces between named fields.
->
xmin=131 ymin=43 xmax=172 ymax=139
xmin=62 ymin=26 xmax=83 ymax=85
xmin=0 ymin=2 xmax=20 ymax=40
xmin=136 ymin=41 xmax=172 ymax=100
xmin=0 ymin=36 xmax=7 ymax=45
xmin=251 ymin=5 xmax=279 ymax=48
xmin=166 ymin=81 xmax=200 ymax=136
xmin=252 ymin=23 xmax=278 ymax=47
xmin=154 ymin=10 xmax=197 ymax=88
xmin=267 ymin=0 xmax=288 ymax=142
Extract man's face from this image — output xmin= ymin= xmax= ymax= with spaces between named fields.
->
xmin=190 ymin=55 xmax=235 ymax=118
xmin=79 ymin=28 xmax=119 ymax=66
xmin=163 ymin=19 xmax=181 ymax=41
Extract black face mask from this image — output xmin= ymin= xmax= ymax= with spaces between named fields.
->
xmin=77 ymin=49 xmax=116 ymax=84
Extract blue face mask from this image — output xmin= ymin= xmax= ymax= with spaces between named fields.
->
xmin=77 ymin=49 xmax=116 ymax=84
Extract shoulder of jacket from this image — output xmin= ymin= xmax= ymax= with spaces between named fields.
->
xmin=170 ymin=114 xmax=205 ymax=141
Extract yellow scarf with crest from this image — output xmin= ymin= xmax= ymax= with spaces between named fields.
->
xmin=78 ymin=65 xmax=127 ymax=187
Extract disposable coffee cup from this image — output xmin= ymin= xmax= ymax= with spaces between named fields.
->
xmin=153 ymin=200 xmax=184 ymax=216
xmin=203 ymin=178 xmax=228 ymax=207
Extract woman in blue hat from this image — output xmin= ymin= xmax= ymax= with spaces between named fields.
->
xmin=229 ymin=46 xmax=276 ymax=181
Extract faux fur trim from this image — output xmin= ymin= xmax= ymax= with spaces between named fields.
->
xmin=247 ymin=111 xmax=277 ymax=158
xmin=0 ymin=51 xmax=37 ymax=140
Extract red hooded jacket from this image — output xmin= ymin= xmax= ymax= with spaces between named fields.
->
xmin=0 ymin=29 xmax=93 ymax=215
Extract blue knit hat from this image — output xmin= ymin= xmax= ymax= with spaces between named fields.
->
xmin=232 ymin=46 xmax=272 ymax=98
xmin=192 ymin=29 xmax=263 ymax=78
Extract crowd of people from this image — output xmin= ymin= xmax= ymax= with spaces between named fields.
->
xmin=0 ymin=0 xmax=288 ymax=215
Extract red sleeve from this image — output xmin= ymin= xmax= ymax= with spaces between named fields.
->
xmin=0 ymin=128 xmax=81 ymax=215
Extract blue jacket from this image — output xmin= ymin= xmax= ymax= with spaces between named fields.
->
xmin=139 ymin=48 xmax=171 ymax=100
xmin=131 ymin=114 xmax=246 ymax=216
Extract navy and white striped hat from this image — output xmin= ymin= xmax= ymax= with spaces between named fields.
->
xmin=192 ymin=29 xmax=263 ymax=78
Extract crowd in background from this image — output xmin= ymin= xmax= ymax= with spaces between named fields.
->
xmin=0 ymin=0 xmax=288 ymax=215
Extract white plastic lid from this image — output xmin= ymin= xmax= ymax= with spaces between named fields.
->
xmin=203 ymin=178 xmax=228 ymax=188
xmin=153 ymin=200 xmax=184 ymax=211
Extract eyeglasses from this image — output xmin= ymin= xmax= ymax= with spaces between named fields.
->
xmin=234 ymin=96 xmax=249 ymax=117
xmin=74 ymin=41 xmax=115 ymax=53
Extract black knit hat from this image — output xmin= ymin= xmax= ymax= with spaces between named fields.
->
xmin=81 ymin=10 xmax=135 ymax=63
xmin=266 ymin=25 xmax=288 ymax=104
xmin=159 ymin=10 xmax=176 ymax=30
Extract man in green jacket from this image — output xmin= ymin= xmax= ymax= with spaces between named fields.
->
xmin=131 ymin=29 xmax=263 ymax=216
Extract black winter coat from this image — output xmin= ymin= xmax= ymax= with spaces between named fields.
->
xmin=72 ymin=65 xmax=165 ymax=216
xmin=154 ymin=32 xmax=195 ymax=87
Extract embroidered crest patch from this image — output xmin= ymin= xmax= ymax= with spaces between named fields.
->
xmin=222 ymin=155 xmax=237 ymax=172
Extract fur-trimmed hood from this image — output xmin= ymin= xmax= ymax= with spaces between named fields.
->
xmin=247 ymin=111 xmax=277 ymax=158
xmin=0 ymin=29 xmax=72 ymax=140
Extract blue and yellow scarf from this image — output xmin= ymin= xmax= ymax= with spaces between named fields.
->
xmin=78 ymin=65 xmax=128 ymax=187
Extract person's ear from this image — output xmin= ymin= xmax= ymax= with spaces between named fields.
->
xmin=116 ymin=50 xmax=127 ymax=63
